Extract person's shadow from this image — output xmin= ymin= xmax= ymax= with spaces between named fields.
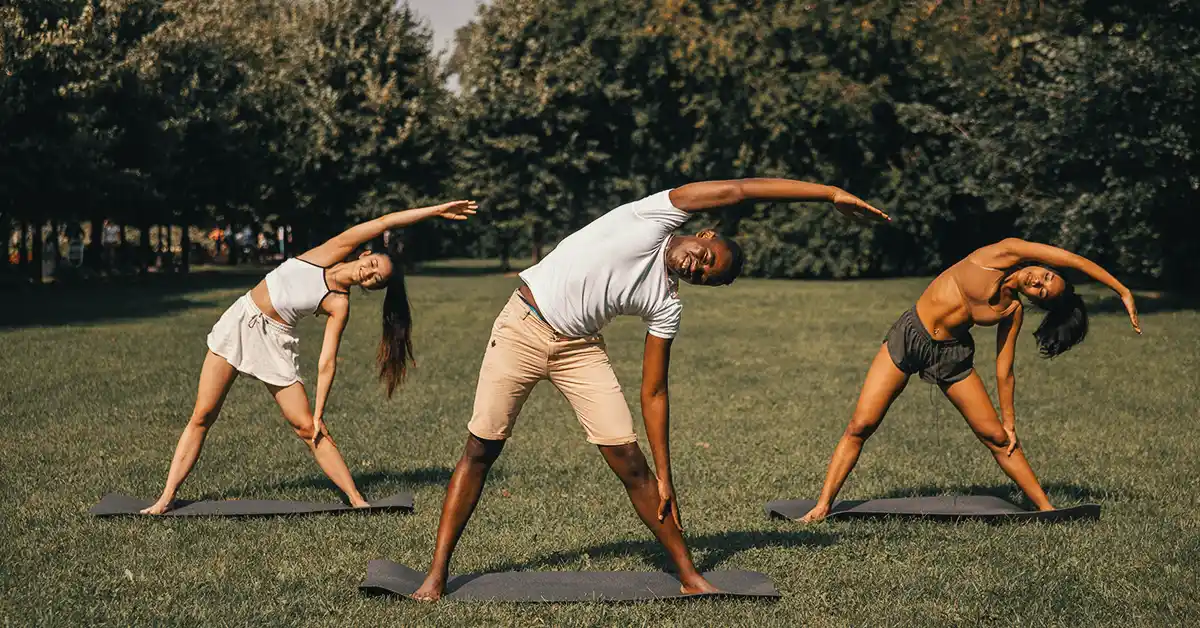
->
xmin=481 ymin=528 xmax=839 ymax=574
xmin=875 ymin=481 xmax=1138 ymax=506
xmin=206 ymin=466 xmax=462 ymax=501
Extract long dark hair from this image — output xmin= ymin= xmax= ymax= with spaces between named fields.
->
xmin=377 ymin=247 xmax=414 ymax=398
xmin=1030 ymin=281 xmax=1088 ymax=358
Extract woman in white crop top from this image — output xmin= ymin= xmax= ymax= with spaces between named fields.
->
xmin=140 ymin=200 xmax=477 ymax=514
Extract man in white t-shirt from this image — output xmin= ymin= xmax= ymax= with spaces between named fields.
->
xmin=413 ymin=178 xmax=888 ymax=600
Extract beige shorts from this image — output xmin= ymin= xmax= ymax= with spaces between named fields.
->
xmin=467 ymin=290 xmax=637 ymax=446
xmin=206 ymin=293 xmax=302 ymax=387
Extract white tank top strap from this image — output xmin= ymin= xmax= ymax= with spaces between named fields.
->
xmin=264 ymin=258 xmax=349 ymax=326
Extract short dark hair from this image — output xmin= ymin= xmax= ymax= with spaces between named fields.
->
xmin=717 ymin=236 xmax=744 ymax=284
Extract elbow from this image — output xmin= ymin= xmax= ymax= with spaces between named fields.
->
xmin=727 ymin=180 xmax=748 ymax=204
xmin=318 ymin=360 xmax=336 ymax=376
xmin=641 ymin=383 xmax=668 ymax=403
xmin=999 ymin=237 xmax=1026 ymax=253
xmin=996 ymin=369 xmax=1014 ymax=386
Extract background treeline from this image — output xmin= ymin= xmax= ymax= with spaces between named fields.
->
xmin=3 ymin=0 xmax=1197 ymax=288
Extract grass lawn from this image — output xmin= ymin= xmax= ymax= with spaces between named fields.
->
xmin=2 ymin=266 xmax=1198 ymax=626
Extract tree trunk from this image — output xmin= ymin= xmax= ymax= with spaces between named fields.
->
xmin=18 ymin=219 xmax=29 ymax=276
xmin=31 ymin=221 xmax=43 ymax=284
xmin=1 ymin=214 xmax=10 ymax=273
xmin=531 ymin=222 xmax=544 ymax=264
xmin=499 ymin=236 xmax=512 ymax=272
xmin=180 ymin=224 xmax=191 ymax=274
xmin=88 ymin=217 xmax=103 ymax=270
xmin=48 ymin=220 xmax=60 ymax=264
xmin=139 ymin=221 xmax=151 ymax=274
xmin=228 ymin=222 xmax=239 ymax=266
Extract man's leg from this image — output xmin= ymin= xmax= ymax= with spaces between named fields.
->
xmin=550 ymin=337 xmax=715 ymax=593
xmin=414 ymin=292 xmax=545 ymax=601
xmin=598 ymin=443 xmax=717 ymax=593
xmin=413 ymin=434 xmax=505 ymax=601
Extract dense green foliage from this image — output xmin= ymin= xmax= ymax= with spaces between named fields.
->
xmin=3 ymin=0 xmax=1197 ymax=286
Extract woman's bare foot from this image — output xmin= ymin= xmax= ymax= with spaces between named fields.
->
xmin=350 ymin=499 xmax=370 ymax=508
xmin=679 ymin=573 xmax=719 ymax=595
xmin=412 ymin=574 xmax=446 ymax=602
xmin=799 ymin=504 xmax=829 ymax=523
xmin=139 ymin=499 xmax=173 ymax=515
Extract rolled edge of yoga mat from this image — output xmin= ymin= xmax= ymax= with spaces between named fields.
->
xmin=358 ymin=560 xmax=782 ymax=602
xmin=764 ymin=495 xmax=1100 ymax=522
xmin=90 ymin=492 xmax=414 ymax=517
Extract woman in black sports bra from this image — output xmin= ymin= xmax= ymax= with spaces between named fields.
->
xmin=140 ymin=200 xmax=477 ymax=515
xmin=801 ymin=238 xmax=1140 ymax=522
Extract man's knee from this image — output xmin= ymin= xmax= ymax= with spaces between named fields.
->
xmin=602 ymin=443 xmax=652 ymax=487
xmin=462 ymin=434 xmax=505 ymax=467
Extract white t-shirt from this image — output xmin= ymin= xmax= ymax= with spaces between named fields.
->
xmin=519 ymin=190 xmax=689 ymax=339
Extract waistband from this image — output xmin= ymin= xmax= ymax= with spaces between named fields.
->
xmin=907 ymin=305 xmax=968 ymax=346
xmin=506 ymin=290 xmax=598 ymax=342
xmin=241 ymin=292 xmax=296 ymax=334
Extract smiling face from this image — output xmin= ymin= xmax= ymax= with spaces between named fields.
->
xmin=1017 ymin=265 xmax=1066 ymax=302
xmin=665 ymin=230 xmax=741 ymax=286
xmin=354 ymin=252 xmax=394 ymax=290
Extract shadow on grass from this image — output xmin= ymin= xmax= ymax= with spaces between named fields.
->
xmin=486 ymin=529 xmax=839 ymax=574
xmin=1088 ymin=291 xmax=1200 ymax=315
xmin=877 ymin=481 xmax=1139 ymax=505
xmin=220 ymin=467 xmax=460 ymax=499
xmin=0 ymin=268 xmax=264 ymax=329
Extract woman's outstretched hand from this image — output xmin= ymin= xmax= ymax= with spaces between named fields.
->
xmin=432 ymin=200 xmax=478 ymax=221
xmin=831 ymin=189 xmax=890 ymax=223
xmin=1120 ymin=290 xmax=1141 ymax=334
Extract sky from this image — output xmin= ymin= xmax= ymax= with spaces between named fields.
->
xmin=404 ymin=0 xmax=489 ymax=54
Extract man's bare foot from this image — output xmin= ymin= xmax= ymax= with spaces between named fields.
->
xmin=350 ymin=499 xmax=370 ymax=508
xmin=679 ymin=573 xmax=719 ymax=595
xmin=412 ymin=574 xmax=446 ymax=602
xmin=139 ymin=499 xmax=172 ymax=515
xmin=1038 ymin=504 xmax=1055 ymax=512
xmin=799 ymin=505 xmax=829 ymax=523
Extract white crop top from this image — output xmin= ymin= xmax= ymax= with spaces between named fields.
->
xmin=264 ymin=258 xmax=348 ymax=326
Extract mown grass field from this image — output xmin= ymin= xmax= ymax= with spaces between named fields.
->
xmin=2 ymin=265 xmax=1198 ymax=626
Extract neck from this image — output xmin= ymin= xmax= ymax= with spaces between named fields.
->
xmin=1001 ymin=269 xmax=1025 ymax=290
xmin=663 ymin=236 xmax=680 ymax=276
xmin=328 ymin=262 xmax=352 ymax=290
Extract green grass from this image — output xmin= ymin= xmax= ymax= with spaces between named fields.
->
xmin=2 ymin=270 xmax=1198 ymax=626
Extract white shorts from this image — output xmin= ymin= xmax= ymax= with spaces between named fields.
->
xmin=206 ymin=293 xmax=302 ymax=387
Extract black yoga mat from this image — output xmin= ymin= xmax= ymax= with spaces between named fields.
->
xmin=765 ymin=495 xmax=1099 ymax=522
xmin=90 ymin=493 xmax=414 ymax=517
xmin=359 ymin=560 xmax=782 ymax=602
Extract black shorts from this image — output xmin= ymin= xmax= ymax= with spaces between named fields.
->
xmin=884 ymin=306 xmax=974 ymax=385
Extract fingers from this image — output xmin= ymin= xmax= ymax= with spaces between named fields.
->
xmin=1006 ymin=440 xmax=1017 ymax=457
xmin=657 ymin=497 xmax=670 ymax=523
xmin=672 ymin=503 xmax=683 ymax=532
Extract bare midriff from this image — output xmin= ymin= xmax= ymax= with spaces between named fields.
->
xmin=914 ymin=260 xmax=1016 ymax=341
xmin=518 ymin=283 xmax=542 ymax=317
xmin=249 ymin=281 xmax=290 ymax=326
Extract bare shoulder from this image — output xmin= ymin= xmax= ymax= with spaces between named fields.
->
xmin=668 ymin=180 xmax=743 ymax=212
xmin=296 ymin=246 xmax=341 ymax=268
xmin=322 ymin=293 xmax=351 ymax=320
xmin=967 ymin=238 xmax=1026 ymax=269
